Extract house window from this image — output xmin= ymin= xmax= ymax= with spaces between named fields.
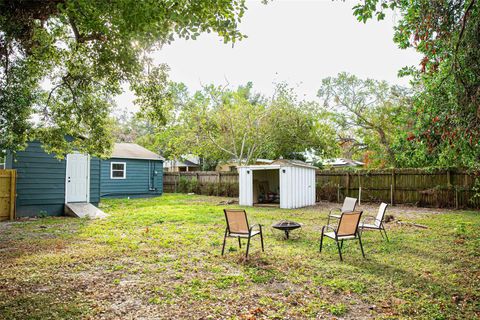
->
xmin=111 ymin=162 xmax=126 ymax=179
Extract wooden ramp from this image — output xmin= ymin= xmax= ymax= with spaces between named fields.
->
xmin=64 ymin=203 xmax=108 ymax=219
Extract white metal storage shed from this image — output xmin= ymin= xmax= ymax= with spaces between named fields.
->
xmin=238 ymin=160 xmax=317 ymax=209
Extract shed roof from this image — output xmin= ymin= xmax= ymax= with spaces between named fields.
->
xmin=240 ymin=159 xmax=317 ymax=170
xmin=111 ymin=143 xmax=164 ymax=161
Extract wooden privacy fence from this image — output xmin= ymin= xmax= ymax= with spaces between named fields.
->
xmin=0 ymin=170 xmax=16 ymax=221
xmin=163 ymin=172 xmax=239 ymax=197
xmin=164 ymin=169 xmax=480 ymax=209
xmin=316 ymin=169 xmax=480 ymax=209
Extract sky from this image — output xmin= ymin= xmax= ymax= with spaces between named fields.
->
xmin=115 ymin=0 xmax=421 ymax=112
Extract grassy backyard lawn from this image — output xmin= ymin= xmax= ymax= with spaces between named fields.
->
xmin=0 ymin=194 xmax=478 ymax=319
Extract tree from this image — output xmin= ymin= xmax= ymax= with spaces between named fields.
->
xmin=0 ymin=0 xmax=247 ymax=156
xmin=263 ymin=83 xmax=338 ymax=160
xmin=112 ymin=109 xmax=154 ymax=144
xmin=318 ymin=72 xmax=412 ymax=168
xmin=349 ymin=0 xmax=480 ymax=168
xmin=181 ymin=83 xmax=270 ymax=165
xmin=143 ymin=82 xmax=338 ymax=165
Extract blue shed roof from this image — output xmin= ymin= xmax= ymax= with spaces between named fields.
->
xmin=111 ymin=143 xmax=164 ymax=161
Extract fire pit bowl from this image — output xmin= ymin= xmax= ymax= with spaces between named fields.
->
xmin=272 ymin=220 xmax=302 ymax=239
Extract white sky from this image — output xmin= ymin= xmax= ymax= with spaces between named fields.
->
xmin=115 ymin=0 xmax=421 ymax=112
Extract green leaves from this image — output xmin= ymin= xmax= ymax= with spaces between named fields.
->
xmin=0 ymin=0 xmax=247 ymax=156
xmin=138 ymin=82 xmax=338 ymax=165
xmin=345 ymin=0 xmax=480 ymax=169
xmin=317 ymin=72 xmax=413 ymax=168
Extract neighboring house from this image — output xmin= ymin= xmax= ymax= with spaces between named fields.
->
xmin=216 ymin=159 xmax=274 ymax=172
xmin=5 ymin=141 xmax=101 ymax=217
xmin=321 ymin=158 xmax=364 ymax=168
xmin=100 ymin=143 xmax=164 ymax=198
xmin=164 ymin=155 xmax=200 ymax=172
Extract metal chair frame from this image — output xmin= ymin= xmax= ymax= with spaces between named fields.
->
xmin=360 ymin=203 xmax=389 ymax=241
xmin=320 ymin=210 xmax=365 ymax=261
xmin=327 ymin=197 xmax=358 ymax=225
xmin=221 ymin=209 xmax=264 ymax=258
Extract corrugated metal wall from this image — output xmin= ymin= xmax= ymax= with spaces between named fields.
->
xmin=280 ymin=166 xmax=316 ymax=209
xmin=239 ymin=165 xmax=316 ymax=209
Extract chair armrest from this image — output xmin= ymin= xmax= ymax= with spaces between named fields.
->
xmin=328 ymin=208 xmax=342 ymax=216
xmin=362 ymin=215 xmax=376 ymax=222
xmin=249 ymin=224 xmax=263 ymax=232
xmin=360 ymin=216 xmax=380 ymax=227
xmin=322 ymin=224 xmax=337 ymax=233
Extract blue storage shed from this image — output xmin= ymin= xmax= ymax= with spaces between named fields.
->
xmin=5 ymin=141 xmax=101 ymax=217
xmin=100 ymin=143 xmax=164 ymax=198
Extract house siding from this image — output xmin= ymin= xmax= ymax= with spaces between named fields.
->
xmin=7 ymin=141 xmax=100 ymax=217
xmin=100 ymin=158 xmax=163 ymax=198
xmin=90 ymin=157 xmax=101 ymax=204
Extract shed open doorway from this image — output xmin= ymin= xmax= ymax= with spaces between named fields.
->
xmin=238 ymin=160 xmax=317 ymax=209
xmin=253 ymin=168 xmax=280 ymax=207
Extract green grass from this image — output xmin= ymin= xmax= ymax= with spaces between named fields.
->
xmin=0 ymin=194 xmax=478 ymax=319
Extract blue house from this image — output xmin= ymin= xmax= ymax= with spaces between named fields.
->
xmin=5 ymin=141 xmax=101 ymax=217
xmin=5 ymin=141 xmax=163 ymax=218
xmin=100 ymin=143 xmax=164 ymax=198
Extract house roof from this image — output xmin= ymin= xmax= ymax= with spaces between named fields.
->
xmin=322 ymin=158 xmax=364 ymax=167
xmin=181 ymin=159 xmax=200 ymax=167
xmin=164 ymin=156 xmax=201 ymax=168
xmin=111 ymin=143 xmax=164 ymax=161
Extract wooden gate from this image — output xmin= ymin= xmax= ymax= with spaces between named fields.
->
xmin=0 ymin=170 xmax=16 ymax=221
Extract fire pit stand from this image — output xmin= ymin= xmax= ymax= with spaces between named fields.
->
xmin=272 ymin=220 xmax=302 ymax=239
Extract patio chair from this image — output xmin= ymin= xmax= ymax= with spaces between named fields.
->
xmin=320 ymin=210 xmax=365 ymax=261
xmin=360 ymin=202 xmax=389 ymax=241
xmin=327 ymin=197 xmax=358 ymax=225
xmin=221 ymin=209 xmax=264 ymax=258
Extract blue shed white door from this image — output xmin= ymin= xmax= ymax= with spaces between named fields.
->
xmin=66 ymin=153 xmax=90 ymax=203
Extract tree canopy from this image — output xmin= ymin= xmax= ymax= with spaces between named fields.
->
xmin=133 ymin=82 xmax=339 ymax=165
xmin=318 ymin=72 xmax=413 ymax=168
xmin=351 ymin=0 xmax=480 ymax=168
xmin=0 ymin=0 xmax=247 ymax=156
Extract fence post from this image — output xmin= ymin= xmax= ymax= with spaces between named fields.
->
xmin=337 ymin=184 xmax=340 ymax=203
xmin=196 ymin=172 xmax=199 ymax=193
xmin=359 ymin=186 xmax=362 ymax=205
xmin=217 ymin=172 xmax=220 ymax=196
xmin=345 ymin=172 xmax=350 ymax=198
xmin=10 ymin=170 xmax=16 ymax=220
xmin=174 ymin=173 xmax=179 ymax=193
xmin=455 ymin=187 xmax=459 ymax=209
xmin=391 ymin=169 xmax=396 ymax=206
xmin=358 ymin=172 xmax=361 ymax=205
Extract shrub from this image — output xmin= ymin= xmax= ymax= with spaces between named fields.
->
xmin=178 ymin=177 xmax=199 ymax=193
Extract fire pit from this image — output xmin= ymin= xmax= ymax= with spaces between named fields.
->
xmin=272 ymin=220 xmax=302 ymax=239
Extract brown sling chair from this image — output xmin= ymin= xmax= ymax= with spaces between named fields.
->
xmin=222 ymin=209 xmax=264 ymax=258
xmin=320 ymin=210 xmax=365 ymax=261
